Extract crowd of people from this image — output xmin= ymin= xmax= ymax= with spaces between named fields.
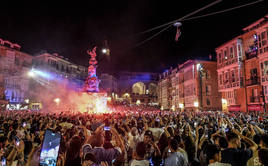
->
xmin=0 ymin=106 xmax=268 ymax=166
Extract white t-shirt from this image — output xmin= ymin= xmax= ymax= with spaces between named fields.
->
xmin=148 ymin=127 xmax=164 ymax=141
xmin=130 ymin=159 xmax=149 ymax=166
xmin=128 ymin=133 xmax=142 ymax=149
xmin=208 ymin=162 xmax=231 ymax=166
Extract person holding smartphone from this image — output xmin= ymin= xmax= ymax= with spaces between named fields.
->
xmin=82 ymin=126 xmax=124 ymax=166
xmin=5 ymin=136 xmax=25 ymax=166
xmin=164 ymin=139 xmax=187 ymax=166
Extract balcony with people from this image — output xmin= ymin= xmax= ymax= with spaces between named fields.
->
xmin=249 ymin=95 xmax=261 ymax=103
xmin=245 ymin=45 xmax=258 ymax=60
xmin=246 ymin=76 xmax=260 ymax=86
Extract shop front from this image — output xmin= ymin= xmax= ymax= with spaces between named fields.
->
xmin=228 ymin=105 xmax=241 ymax=112
xmin=248 ymin=104 xmax=263 ymax=112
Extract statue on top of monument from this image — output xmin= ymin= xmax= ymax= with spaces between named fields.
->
xmin=87 ymin=46 xmax=97 ymax=58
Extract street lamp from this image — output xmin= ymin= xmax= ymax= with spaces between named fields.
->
xmin=101 ymin=48 xmax=110 ymax=55
xmin=102 ymin=48 xmax=108 ymax=54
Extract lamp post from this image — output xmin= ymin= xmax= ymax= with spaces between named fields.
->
xmin=197 ymin=63 xmax=205 ymax=111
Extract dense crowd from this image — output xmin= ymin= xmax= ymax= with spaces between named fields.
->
xmin=0 ymin=108 xmax=268 ymax=166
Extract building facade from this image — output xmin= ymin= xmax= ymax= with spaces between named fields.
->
xmin=0 ymin=39 xmax=32 ymax=109
xmin=116 ymin=72 xmax=158 ymax=105
xmin=32 ymin=53 xmax=87 ymax=85
xmin=158 ymin=71 xmax=170 ymax=109
xmin=216 ymin=14 xmax=268 ymax=112
xmin=158 ymin=59 xmax=221 ymax=111
xmin=216 ymin=37 xmax=246 ymax=112
xmin=243 ymin=15 xmax=268 ymax=111
xmin=99 ymin=73 xmax=118 ymax=94
xmin=30 ymin=53 xmax=88 ymax=102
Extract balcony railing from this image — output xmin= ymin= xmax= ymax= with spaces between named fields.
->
xmin=250 ymin=96 xmax=261 ymax=103
xmin=245 ymin=51 xmax=258 ymax=59
xmin=217 ymin=58 xmax=238 ymax=69
xmin=246 ymin=77 xmax=260 ymax=86
xmin=219 ymin=81 xmax=241 ymax=90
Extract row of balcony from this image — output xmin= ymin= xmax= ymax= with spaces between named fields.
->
xmin=245 ymin=77 xmax=260 ymax=86
xmin=245 ymin=51 xmax=258 ymax=59
xmin=217 ymin=58 xmax=239 ymax=69
xmin=219 ymin=77 xmax=261 ymax=90
xmin=219 ymin=81 xmax=241 ymax=90
xmin=261 ymin=77 xmax=268 ymax=82
xmin=250 ymin=96 xmax=261 ymax=103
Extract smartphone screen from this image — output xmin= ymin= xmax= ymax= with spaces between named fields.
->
xmin=104 ymin=126 xmax=110 ymax=131
xmin=1 ymin=157 xmax=6 ymax=166
xmin=14 ymin=136 xmax=20 ymax=146
xmin=40 ymin=129 xmax=61 ymax=166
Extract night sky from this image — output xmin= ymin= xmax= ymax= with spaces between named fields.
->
xmin=0 ymin=0 xmax=267 ymax=73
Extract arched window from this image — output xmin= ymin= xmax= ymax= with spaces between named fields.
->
xmin=132 ymin=82 xmax=146 ymax=95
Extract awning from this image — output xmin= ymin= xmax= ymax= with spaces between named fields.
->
xmin=228 ymin=105 xmax=240 ymax=112
xmin=248 ymin=104 xmax=262 ymax=111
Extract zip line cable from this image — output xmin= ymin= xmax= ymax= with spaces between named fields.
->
xmin=133 ymin=0 xmax=222 ymax=36
xmin=133 ymin=0 xmax=263 ymax=37
xmin=131 ymin=0 xmax=222 ymax=48
xmin=134 ymin=25 xmax=173 ymax=48
xmin=182 ymin=0 xmax=264 ymax=22
xmin=131 ymin=0 xmax=264 ymax=49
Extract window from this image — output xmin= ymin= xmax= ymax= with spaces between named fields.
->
xmin=206 ymin=71 xmax=210 ymax=79
xmin=230 ymin=46 xmax=234 ymax=58
xmin=219 ymin=53 xmax=222 ymax=63
xmin=250 ymin=68 xmax=258 ymax=79
xmin=207 ymin=98 xmax=211 ymax=105
xmin=231 ymin=70 xmax=235 ymax=82
xmin=225 ymin=72 xmax=229 ymax=83
xmin=254 ymin=89 xmax=258 ymax=97
xmin=261 ymin=31 xmax=266 ymax=40
xmin=206 ymin=85 xmax=211 ymax=95
xmin=224 ymin=50 xmax=227 ymax=60
xmin=238 ymin=45 xmax=242 ymax=57
xmin=259 ymin=31 xmax=267 ymax=54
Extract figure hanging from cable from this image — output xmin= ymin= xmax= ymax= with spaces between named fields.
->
xmin=174 ymin=22 xmax=182 ymax=41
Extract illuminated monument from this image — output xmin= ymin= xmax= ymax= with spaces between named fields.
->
xmin=82 ymin=46 xmax=108 ymax=113
xmin=84 ymin=46 xmax=100 ymax=92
